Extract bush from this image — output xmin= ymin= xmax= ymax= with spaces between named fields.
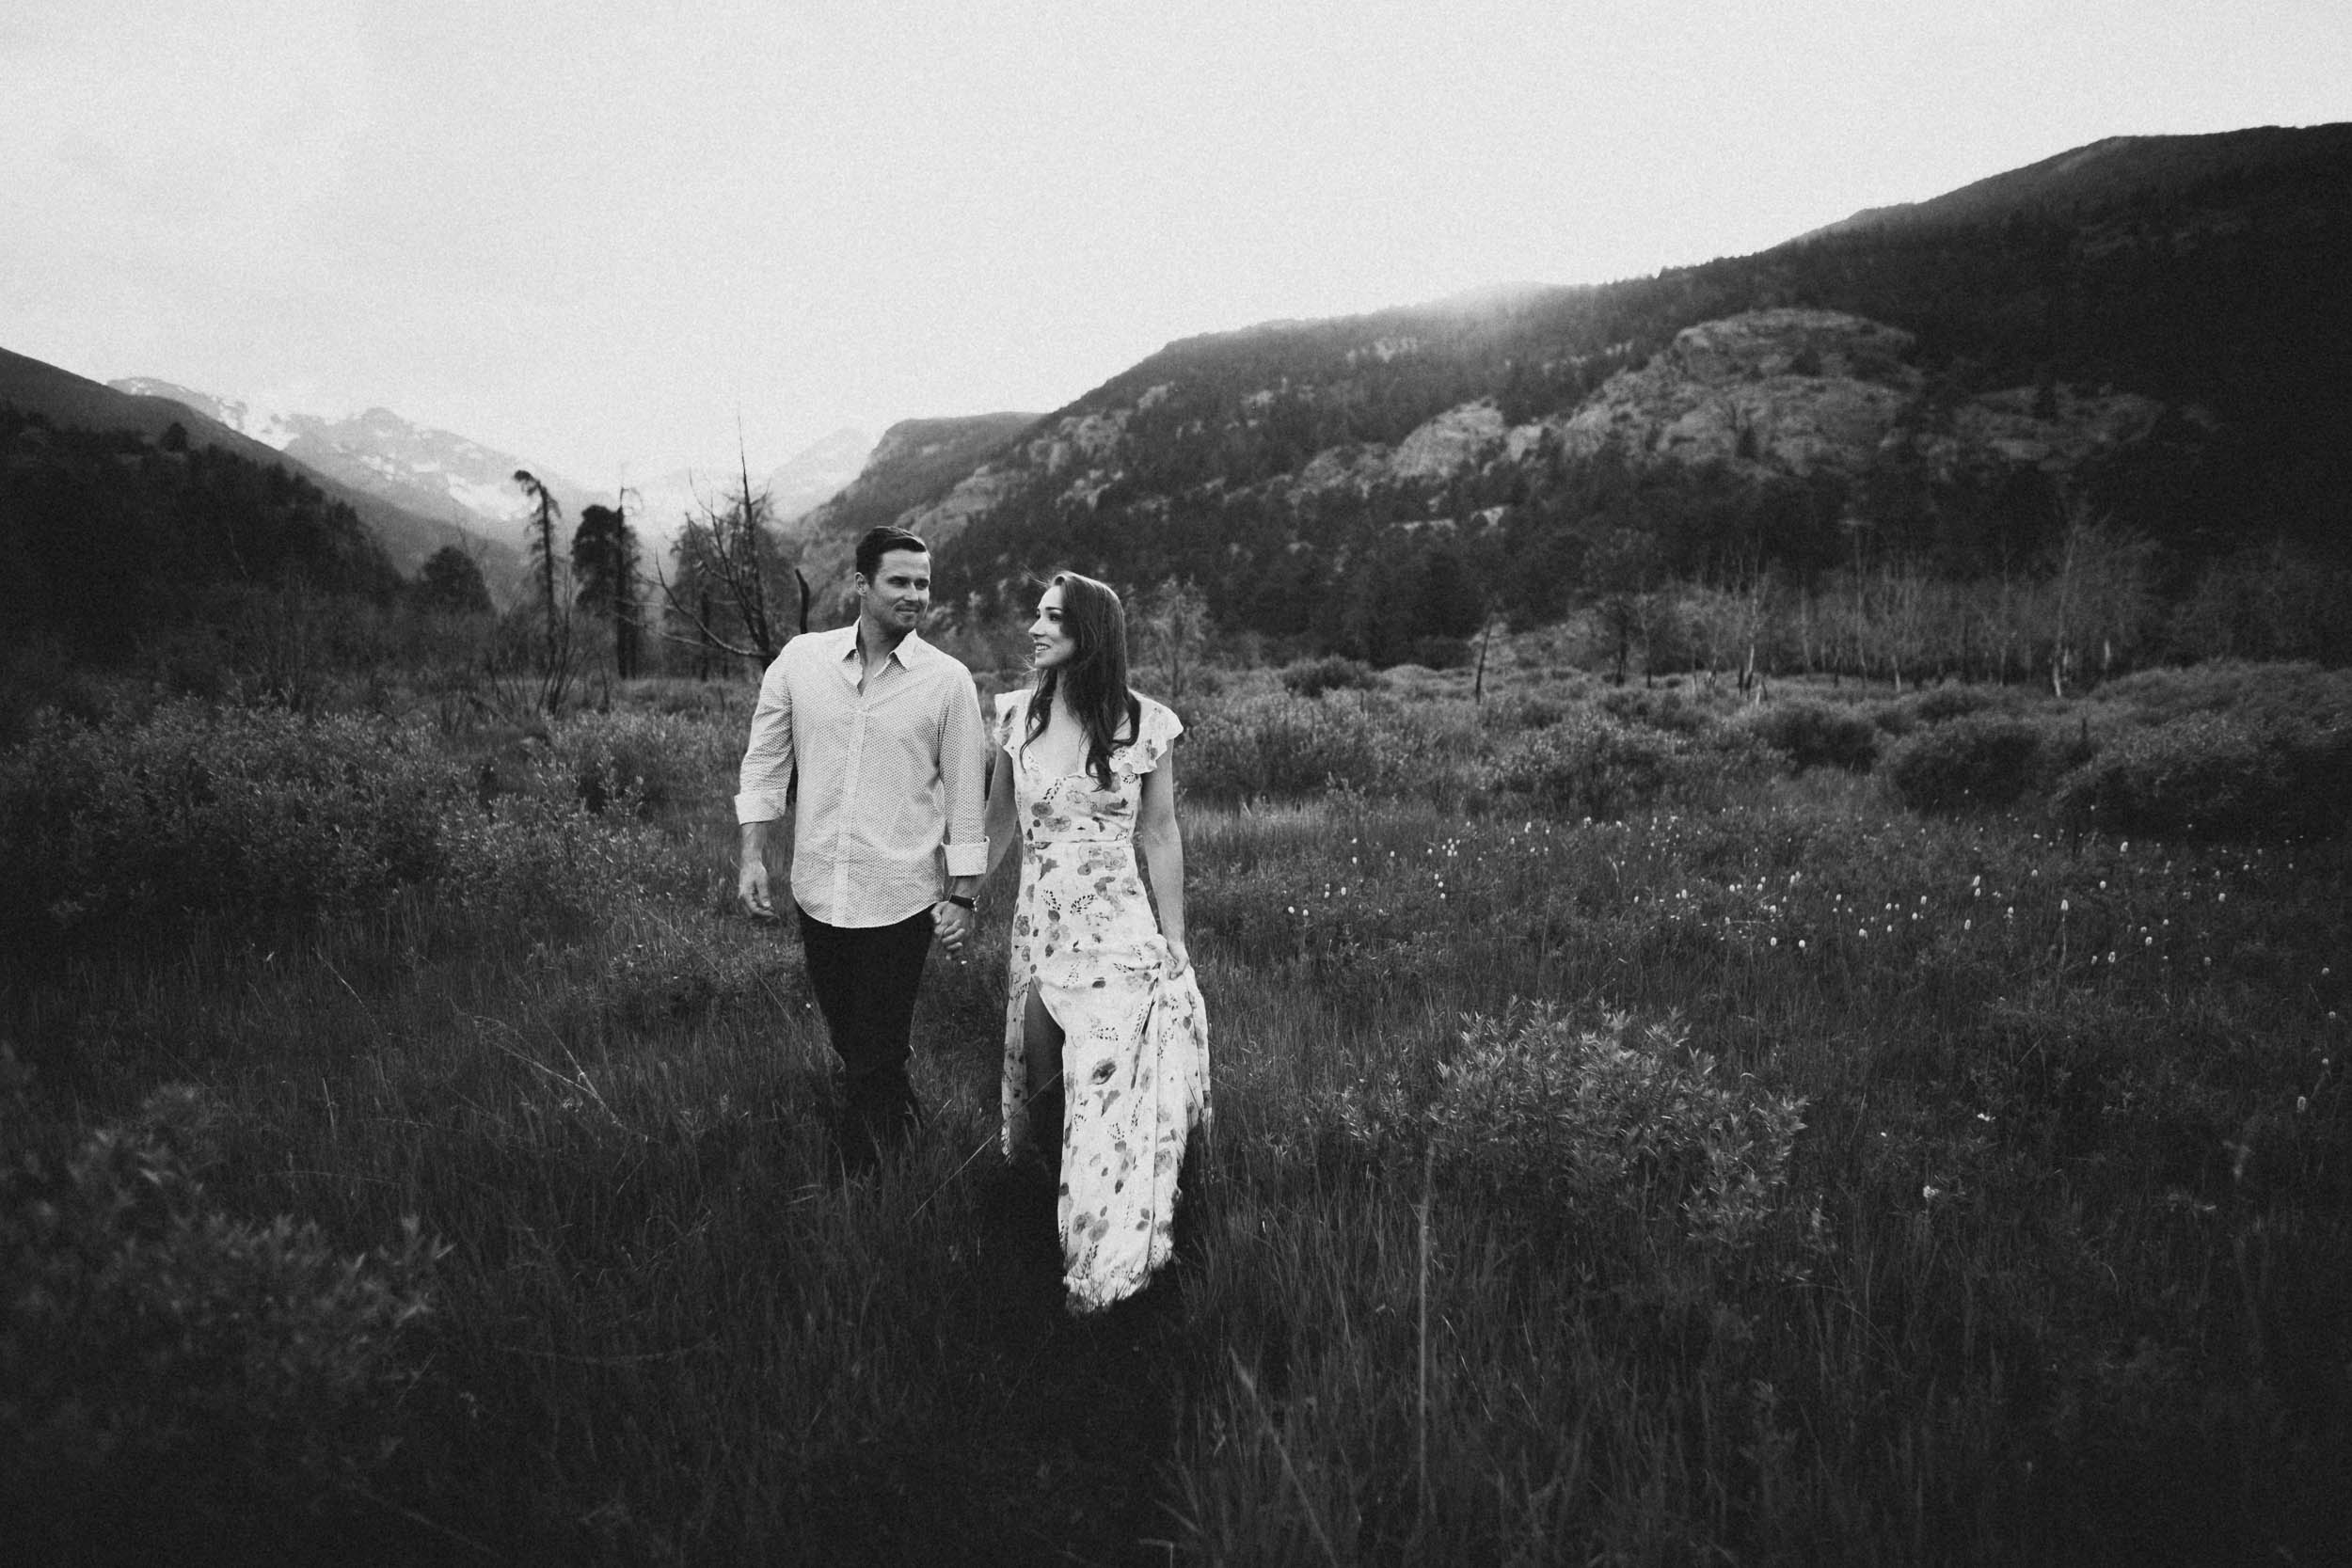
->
xmin=432 ymin=753 xmax=680 ymax=937
xmin=1401 ymin=635 xmax=1471 ymax=672
xmin=1 ymin=1056 xmax=442 ymax=1554
xmin=2090 ymin=660 xmax=2352 ymax=732
xmin=1742 ymin=698 xmax=1881 ymax=773
xmin=1883 ymin=714 xmax=2044 ymax=812
xmin=548 ymin=708 xmax=735 ymax=818
xmin=1279 ymin=656 xmax=1380 ymax=700
xmin=1597 ymin=685 xmax=1720 ymax=736
xmin=1475 ymin=711 xmax=1775 ymax=819
xmin=0 ymin=702 xmax=460 ymax=946
xmin=1336 ymin=1005 xmax=1808 ymax=1251
xmin=0 ymin=701 xmax=686 ymax=952
xmin=2051 ymin=712 xmax=2352 ymax=841
xmin=1181 ymin=696 xmax=1390 ymax=801
xmin=1904 ymin=684 xmax=2009 ymax=725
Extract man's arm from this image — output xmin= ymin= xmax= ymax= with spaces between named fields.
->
xmin=735 ymin=653 xmax=797 ymax=920
xmin=930 ymin=675 xmax=992 ymax=951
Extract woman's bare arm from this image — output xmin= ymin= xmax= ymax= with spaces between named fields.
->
xmin=982 ymin=745 xmax=1019 ymax=881
xmin=1136 ymin=751 xmax=1189 ymax=976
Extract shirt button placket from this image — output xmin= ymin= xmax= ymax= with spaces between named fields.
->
xmin=835 ymin=704 xmax=866 ymax=918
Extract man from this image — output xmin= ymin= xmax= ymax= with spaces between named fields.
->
xmin=735 ymin=525 xmax=988 ymax=1170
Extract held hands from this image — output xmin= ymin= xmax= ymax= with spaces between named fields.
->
xmin=931 ymin=899 xmax=977 ymax=958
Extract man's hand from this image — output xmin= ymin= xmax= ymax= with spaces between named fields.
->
xmin=931 ymin=899 xmax=977 ymax=958
xmin=739 ymin=858 xmax=776 ymax=921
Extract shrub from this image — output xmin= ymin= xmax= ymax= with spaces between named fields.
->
xmin=549 ymin=708 xmax=735 ymax=818
xmin=1870 ymin=700 xmax=1918 ymax=736
xmin=2090 ymin=660 xmax=2352 ymax=731
xmin=1597 ymin=684 xmax=1719 ymax=736
xmin=1475 ymin=711 xmax=1774 ymax=819
xmin=0 ymin=702 xmax=460 ymax=946
xmin=1742 ymin=698 xmax=1881 ymax=773
xmin=2051 ymin=712 xmax=2352 ymax=841
xmin=1181 ymin=696 xmax=1389 ymax=801
xmin=1336 ymin=1005 xmax=1808 ymax=1251
xmin=1279 ymin=656 xmax=1380 ymax=700
xmin=1401 ymin=635 xmax=1471 ymax=672
xmin=0 ymin=1056 xmax=442 ymax=1553
xmin=1883 ymin=713 xmax=2044 ymax=812
xmin=0 ymin=702 xmax=687 ymax=952
xmin=1904 ymin=684 xmax=2008 ymax=725
xmin=1484 ymin=689 xmax=1583 ymax=733
xmin=432 ymin=754 xmax=681 ymax=936
xmin=635 ymin=676 xmax=753 ymax=724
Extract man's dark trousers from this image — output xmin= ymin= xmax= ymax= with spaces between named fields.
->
xmin=797 ymin=906 xmax=935 ymax=1160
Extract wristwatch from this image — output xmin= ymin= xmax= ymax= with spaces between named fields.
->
xmin=945 ymin=895 xmax=977 ymax=911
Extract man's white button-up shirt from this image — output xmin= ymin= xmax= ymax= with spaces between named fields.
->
xmin=733 ymin=626 xmax=991 ymax=928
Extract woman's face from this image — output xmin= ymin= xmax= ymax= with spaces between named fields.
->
xmin=1028 ymin=583 xmax=1077 ymax=670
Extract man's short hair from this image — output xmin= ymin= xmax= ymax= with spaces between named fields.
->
xmin=855 ymin=526 xmax=930 ymax=581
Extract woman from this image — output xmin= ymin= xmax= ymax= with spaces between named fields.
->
xmin=982 ymin=572 xmax=1211 ymax=1313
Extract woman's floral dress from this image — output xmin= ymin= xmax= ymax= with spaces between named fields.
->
xmin=994 ymin=689 xmax=1211 ymax=1313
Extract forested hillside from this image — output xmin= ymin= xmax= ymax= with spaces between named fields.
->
xmin=1 ymin=407 xmax=403 ymax=663
xmin=0 ymin=348 xmax=515 ymax=588
xmin=917 ymin=125 xmax=2352 ymax=669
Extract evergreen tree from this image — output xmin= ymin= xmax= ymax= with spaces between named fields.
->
xmin=513 ymin=469 xmax=564 ymax=673
xmin=416 ymin=545 xmax=493 ymax=616
xmin=572 ymin=502 xmax=642 ymax=677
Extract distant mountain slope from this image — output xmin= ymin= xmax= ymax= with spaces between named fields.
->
xmin=109 ymin=375 xmax=577 ymax=574
xmin=783 ymin=412 xmax=1042 ymax=596
xmin=766 ymin=428 xmax=876 ymax=528
xmin=909 ymin=123 xmax=2351 ymax=649
xmin=3 ymin=349 xmax=523 ymax=591
xmin=1798 ymin=122 xmax=2352 ymax=241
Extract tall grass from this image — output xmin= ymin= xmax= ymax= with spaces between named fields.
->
xmin=4 ymin=665 xmax=2346 ymax=1563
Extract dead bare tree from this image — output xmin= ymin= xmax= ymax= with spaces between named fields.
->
xmin=2045 ymin=491 xmax=2155 ymax=697
xmin=651 ymin=437 xmax=811 ymax=673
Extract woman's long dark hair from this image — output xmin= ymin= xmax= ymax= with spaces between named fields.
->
xmin=1026 ymin=571 xmax=1140 ymax=791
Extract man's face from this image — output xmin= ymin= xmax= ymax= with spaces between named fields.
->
xmin=856 ymin=549 xmax=931 ymax=635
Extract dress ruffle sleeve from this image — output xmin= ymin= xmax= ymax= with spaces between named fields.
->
xmin=1119 ymin=697 xmax=1184 ymax=777
xmin=993 ymin=689 xmax=1031 ymax=757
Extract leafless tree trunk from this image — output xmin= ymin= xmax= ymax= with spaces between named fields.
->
xmin=651 ymin=436 xmax=809 ymax=671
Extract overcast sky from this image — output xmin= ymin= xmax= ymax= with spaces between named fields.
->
xmin=6 ymin=0 xmax=2346 ymax=484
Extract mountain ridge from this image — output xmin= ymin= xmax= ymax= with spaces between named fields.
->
xmin=3 ymin=349 xmax=523 ymax=592
xmin=107 ymin=376 xmax=591 ymax=566
xmin=902 ymin=122 xmax=2351 ymax=654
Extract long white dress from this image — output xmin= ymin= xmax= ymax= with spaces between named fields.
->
xmin=993 ymin=689 xmax=1212 ymax=1313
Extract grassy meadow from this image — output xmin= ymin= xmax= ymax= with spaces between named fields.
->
xmin=4 ymin=647 xmax=2348 ymax=1565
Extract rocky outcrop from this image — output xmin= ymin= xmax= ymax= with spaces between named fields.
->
xmin=1391 ymin=401 xmax=1509 ymax=481
xmin=1242 ymin=309 xmax=2185 ymax=526
xmin=1556 ymin=309 xmax=1921 ymax=477
xmin=898 ymin=463 xmax=1028 ymax=548
xmin=1522 ymin=309 xmax=2177 ymax=490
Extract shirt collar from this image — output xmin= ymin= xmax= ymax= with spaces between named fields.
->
xmin=831 ymin=624 xmax=933 ymax=671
